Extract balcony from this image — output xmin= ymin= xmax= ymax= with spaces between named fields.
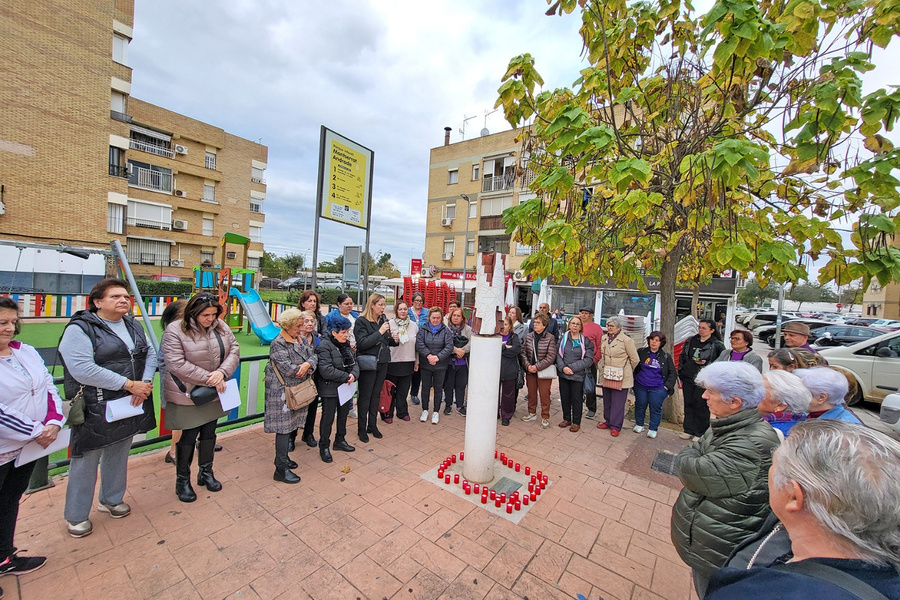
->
xmin=251 ymin=176 xmax=266 ymax=184
xmin=128 ymin=165 xmax=173 ymax=193
xmin=110 ymin=110 xmax=132 ymax=123
xmin=479 ymin=215 xmax=504 ymax=230
xmin=109 ymin=164 xmax=128 ymax=178
xmin=127 ymin=216 xmax=171 ymax=231
xmin=482 ymin=171 xmax=516 ymax=193
xmin=130 ymin=138 xmax=174 ymax=159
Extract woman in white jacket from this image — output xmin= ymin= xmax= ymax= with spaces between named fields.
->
xmin=0 ymin=296 xmax=63 ymax=581
xmin=385 ymin=301 xmax=418 ymax=422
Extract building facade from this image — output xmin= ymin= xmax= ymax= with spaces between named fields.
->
xmin=0 ymin=0 xmax=266 ymax=287
xmin=863 ymin=277 xmax=900 ymax=319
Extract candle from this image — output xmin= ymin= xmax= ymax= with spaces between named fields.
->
xmin=473 ymin=483 xmax=480 ymax=494
xmin=535 ymin=485 xmax=541 ymax=496
xmin=495 ymin=497 xmax=502 ymax=508
xmin=437 ymin=469 xmax=444 ymax=479
xmin=528 ymin=483 xmax=534 ymax=493
xmin=459 ymin=452 xmax=464 ymax=461
xmin=451 ymin=454 xmax=457 ymax=464
xmin=524 ymin=466 xmax=531 ymax=476
xmin=530 ymin=492 xmax=537 ymax=501
xmin=523 ymin=495 xmax=529 ymax=506
xmin=500 ymin=453 xmax=506 ymax=462
xmin=489 ymin=489 xmax=496 ymax=500
xmin=464 ymin=485 xmax=471 ymax=495
xmin=507 ymin=460 xmax=513 ymax=469
xmin=514 ymin=500 xmax=521 ymax=510
xmin=494 ymin=450 xmax=498 ymax=458
xmin=481 ymin=493 xmax=488 ymax=504
xmin=454 ymin=474 xmax=460 ymax=484
xmin=506 ymin=503 xmax=513 ymax=514
xmin=444 ymin=474 xmax=451 ymax=484
xmin=499 ymin=493 xmax=506 ymax=503
xmin=537 ymin=470 xmax=542 ymax=480
xmin=515 ymin=462 xmax=521 ymax=472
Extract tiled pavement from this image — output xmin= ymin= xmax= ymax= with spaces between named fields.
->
xmin=7 ymin=396 xmax=698 ymax=600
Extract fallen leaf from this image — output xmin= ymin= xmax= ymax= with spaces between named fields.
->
xmin=341 ymin=465 xmax=351 ymax=474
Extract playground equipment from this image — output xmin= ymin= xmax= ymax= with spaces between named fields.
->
xmin=193 ymin=232 xmax=255 ymax=332
xmin=229 ymin=287 xmax=279 ymax=344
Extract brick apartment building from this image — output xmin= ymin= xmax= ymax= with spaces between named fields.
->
xmin=0 ymin=0 xmax=266 ymax=284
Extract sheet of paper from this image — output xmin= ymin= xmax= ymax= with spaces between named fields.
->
xmin=15 ymin=428 xmax=71 ymax=467
xmin=106 ymin=396 xmax=143 ymax=423
xmin=218 ymin=379 xmax=241 ymax=411
xmin=337 ymin=382 xmax=357 ymax=406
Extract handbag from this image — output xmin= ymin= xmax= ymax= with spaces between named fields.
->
xmin=357 ymin=354 xmax=378 ymax=371
xmin=270 ymin=362 xmax=318 ymax=411
xmin=532 ymin=338 xmax=557 ymax=379
xmin=171 ymin=328 xmax=227 ymax=406
xmin=583 ymin=372 xmax=596 ymax=394
xmin=602 ymin=365 xmax=625 ymax=390
xmin=64 ymin=386 xmax=86 ymax=426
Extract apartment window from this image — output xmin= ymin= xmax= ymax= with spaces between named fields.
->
xmin=205 ymin=152 xmax=216 ymax=170
xmin=481 ymin=196 xmax=514 ymax=216
xmin=247 ymin=257 xmax=260 ymax=270
xmin=203 ymin=184 xmax=216 ymax=202
xmin=448 ymin=169 xmax=459 ymax=185
xmin=479 ymin=236 xmax=510 ymax=255
xmin=250 ymin=198 xmax=263 ymax=213
xmin=200 ymin=250 xmax=214 ymax=266
xmin=467 ymin=238 xmax=476 ymax=255
xmin=251 ymin=166 xmax=266 ymax=184
xmin=482 ymin=157 xmax=516 ymax=192
xmin=249 ymin=226 xmax=263 ymax=243
xmin=108 ymin=146 xmax=126 ymax=178
xmin=516 ymin=243 xmax=534 ymax=256
xmin=126 ymin=237 xmax=171 ymax=266
xmin=444 ymin=203 xmax=456 ymax=220
xmin=129 ymin=126 xmax=173 ymax=158
xmin=472 ymin=165 xmax=479 ymax=180
xmin=112 ymin=33 xmax=129 ymax=65
xmin=111 ymin=91 xmax=126 ymax=114
xmin=469 ymin=202 xmax=477 ymax=219
xmin=443 ymin=239 xmax=455 ymax=255
xmin=202 ymin=217 xmax=214 ymax=237
xmin=107 ymin=203 xmax=125 ymax=234
xmin=127 ymin=199 xmax=172 ymax=230
xmin=127 ymin=160 xmax=173 ymax=192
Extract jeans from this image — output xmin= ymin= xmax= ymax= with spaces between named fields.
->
xmin=0 ymin=459 xmax=36 ymax=561
xmin=64 ymin=435 xmax=133 ymax=523
xmin=633 ymin=384 xmax=667 ymax=431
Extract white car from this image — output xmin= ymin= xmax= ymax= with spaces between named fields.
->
xmin=818 ymin=330 xmax=900 ymax=405
xmin=880 ymin=393 xmax=900 ymax=434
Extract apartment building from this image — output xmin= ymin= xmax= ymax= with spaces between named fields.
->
xmin=0 ymin=0 xmax=266 ymax=286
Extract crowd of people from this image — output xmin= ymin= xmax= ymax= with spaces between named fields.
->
xmin=0 ymin=281 xmax=897 ymax=598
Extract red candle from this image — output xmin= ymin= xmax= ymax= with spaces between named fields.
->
xmin=530 ymin=492 xmax=537 ymax=501
xmin=437 ymin=469 xmax=444 ymax=479
xmin=514 ymin=500 xmax=521 ymax=510
xmin=507 ymin=460 xmax=513 ymax=469
xmin=495 ymin=497 xmax=502 ymax=508
xmin=453 ymin=474 xmax=460 ymax=484
xmin=473 ymin=483 xmax=480 ymax=494
xmin=464 ymin=485 xmax=471 ymax=495
xmin=499 ymin=493 xmax=506 ymax=503
xmin=494 ymin=450 xmax=498 ymax=458
xmin=515 ymin=462 xmax=521 ymax=472
xmin=525 ymin=466 xmax=531 ymax=476
xmin=537 ymin=470 xmax=542 ymax=480
xmin=542 ymin=474 xmax=548 ymax=484
xmin=489 ymin=489 xmax=497 ymax=500
xmin=500 ymin=453 xmax=506 ymax=462
xmin=459 ymin=452 xmax=464 ymax=461
xmin=535 ymin=485 xmax=541 ymax=496
xmin=506 ymin=503 xmax=513 ymax=514
xmin=451 ymin=454 xmax=457 ymax=464
xmin=481 ymin=493 xmax=488 ymax=504
xmin=463 ymin=480 xmax=468 ymax=487
xmin=528 ymin=483 xmax=534 ymax=492
xmin=444 ymin=474 xmax=451 ymax=484
xmin=523 ymin=495 xmax=529 ymax=506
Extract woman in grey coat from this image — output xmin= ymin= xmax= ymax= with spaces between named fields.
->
xmin=555 ymin=315 xmax=594 ymax=432
xmin=265 ymin=309 xmax=317 ymax=484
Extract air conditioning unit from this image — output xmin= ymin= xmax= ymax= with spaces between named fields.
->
xmin=172 ymin=219 xmax=188 ymax=230
xmin=174 ymin=189 xmax=187 ymax=198
xmin=441 ymin=252 xmax=453 ymax=261
xmin=226 ymin=251 xmax=237 ymax=259
xmin=174 ymin=144 xmax=188 ymax=155
xmin=441 ymin=218 xmax=453 ymax=226
xmin=513 ymin=270 xmax=525 ymax=281
xmin=170 ymin=259 xmax=185 ymax=267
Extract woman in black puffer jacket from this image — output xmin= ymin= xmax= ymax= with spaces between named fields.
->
xmin=314 ymin=314 xmax=359 ymax=464
xmin=415 ymin=307 xmax=453 ymax=425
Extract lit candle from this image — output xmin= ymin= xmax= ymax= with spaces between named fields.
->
xmin=464 ymin=485 xmax=471 ymax=495
xmin=528 ymin=483 xmax=534 ymax=493
xmin=495 ymin=497 xmax=502 ymax=508
xmin=444 ymin=473 xmax=451 ymax=484
xmin=514 ymin=462 xmax=521 ymax=472
xmin=506 ymin=503 xmax=513 ymax=514
xmin=437 ymin=469 xmax=444 ymax=479
xmin=473 ymin=483 xmax=480 ymax=494
xmin=481 ymin=493 xmax=488 ymax=504
xmin=522 ymin=495 xmax=529 ymax=506
xmin=451 ymin=454 xmax=457 ymax=464
xmin=514 ymin=500 xmax=521 ymax=511
xmin=494 ymin=450 xmax=498 ymax=458
xmin=530 ymin=492 xmax=536 ymax=501
xmin=524 ymin=466 xmax=531 ymax=476
xmin=500 ymin=453 xmax=506 ymax=463
xmin=499 ymin=493 xmax=506 ymax=503
xmin=537 ymin=471 xmax=542 ymax=480
xmin=459 ymin=452 xmax=464 ymax=461
xmin=453 ymin=474 xmax=460 ymax=484
xmin=489 ymin=489 xmax=497 ymax=500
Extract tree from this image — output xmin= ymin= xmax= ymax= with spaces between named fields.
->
xmin=737 ymin=278 xmax=779 ymax=307
xmin=317 ymin=251 xmax=400 ymax=278
xmin=496 ymin=0 xmax=900 ymax=349
xmin=788 ymin=283 xmax=825 ymax=309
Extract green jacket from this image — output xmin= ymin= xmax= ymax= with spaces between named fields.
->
xmin=670 ymin=408 xmax=780 ymax=576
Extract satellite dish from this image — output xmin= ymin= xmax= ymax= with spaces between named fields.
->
xmin=480 ymin=128 xmax=490 ymax=136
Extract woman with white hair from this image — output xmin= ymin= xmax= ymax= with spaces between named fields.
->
xmin=670 ymin=361 xmax=781 ymax=598
xmin=596 ymin=317 xmax=639 ymax=436
xmin=706 ymin=419 xmax=900 ymax=598
xmin=759 ymin=370 xmax=810 ymax=437
xmin=264 ymin=308 xmax=317 ymax=484
xmin=793 ymin=367 xmax=862 ymax=424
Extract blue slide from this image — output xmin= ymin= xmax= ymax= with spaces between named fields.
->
xmin=229 ymin=287 xmax=280 ymax=345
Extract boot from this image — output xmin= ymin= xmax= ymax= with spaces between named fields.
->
xmin=274 ymin=433 xmax=297 ymax=469
xmin=274 ymin=457 xmax=298 ymax=469
xmin=196 ymin=439 xmax=223 ymax=492
xmin=301 ymin=433 xmax=317 ymax=447
xmin=367 ymin=425 xmax=383 ymax=439
xmin=333 ymin=436 xmax=355 ymax=452
xmin=175 ymin=444 xmax=196 ymax=503
xmin=273 ymin=454 xmax=301 ymax=484
xmin=319 ymin=444 xmax=333 ymax=463
xmin=288 ymin=429 xmax=297 ymax=453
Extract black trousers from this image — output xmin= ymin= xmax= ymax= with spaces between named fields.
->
xmin=419 ymin=369 xmax=446 ymax=412
xmin=410 ymin=369 xmax=421 ymax=399
xmin=302 ymin=397 xmax=319 ymax=439
xmin=682 ymin=378 xmax=710 ymax=436
xmin=357 ymin=363 xmax=388 ymax=434
xmin=559 ymin=378 xmax=584 ymax=425
xmin=0 ymin=459 xmax=36 ymax=562
xmin=583 ymin=364 xmax=598 ymax=412
xmin=319 ymin=394 xmax=350 ymax=448
xmin=177 ymin=419 xmax=217 ymax=449
xmin=386 ymin=373 xmax=412 ymax=419
xmin=443 ymin=363 xmax=468 ymax=410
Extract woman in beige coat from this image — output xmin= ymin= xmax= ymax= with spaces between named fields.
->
xmin=597 ymin=317 xmax=639 ymax=436
xmin=161 ymin=293 xmax=240 ymax=502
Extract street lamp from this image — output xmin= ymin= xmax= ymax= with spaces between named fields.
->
xmin=460 ymin=193 xmax=472 ymax=309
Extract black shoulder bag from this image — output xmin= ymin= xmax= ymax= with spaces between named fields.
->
xmin=171 ymin=329 xmax=226 ymax=406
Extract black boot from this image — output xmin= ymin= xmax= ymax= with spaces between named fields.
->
xmin=301 ymin=433 xmax=317 ymax=447
xmin=274 ymin=433 xmax=298 ymax=469
xmin=358 ymin=430 xmax=369 ymax=443
xmin=273 ymin=454 xmax=301 ymax=484
xmin=288 ymin=429 xmax=297 ymax=453
xmin=175 ymin=444 xmax=196 ymax=503
xmin=273 ymin=457 xmax=298 ymax=469
xmin=319 ymin=444 xmax=333 ymax=463
xmin=333 ymin=436 xmax=355 ymax=452
xmin=196 ymin=439 xmax=223 ymax=492
xmin=367 ymin=425 xmax=383 ymax=439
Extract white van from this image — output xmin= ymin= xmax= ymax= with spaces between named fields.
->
xmin=818 ymin=330 xmax=900 ymax=405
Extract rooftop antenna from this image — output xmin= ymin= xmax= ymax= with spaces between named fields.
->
xmin=481 ymin=108 xmax=499 ymax=136
xmin=459 ymin=114 xmax=476 ymax=140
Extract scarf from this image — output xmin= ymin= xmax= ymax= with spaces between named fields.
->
xmin=429 ymin=322 xmax=443 ymax=335
xmin=394 ymin=317 xmax=411 ymax=344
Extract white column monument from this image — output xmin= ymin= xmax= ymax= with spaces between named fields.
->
xmin=463 ymin=252 xmax=507 ymax=484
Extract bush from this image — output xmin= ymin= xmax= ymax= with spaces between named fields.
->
xmin=134 ymin=279 xmax=193 ymax=297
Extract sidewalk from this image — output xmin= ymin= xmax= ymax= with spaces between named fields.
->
xmin=7 ymin=395 xmax=696 ymax=600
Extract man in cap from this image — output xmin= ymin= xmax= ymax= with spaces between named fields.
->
xmin=782 ymin=321 xmax=818 ymax=353
xmin=578 ymin=307 xmax=603 ymax=419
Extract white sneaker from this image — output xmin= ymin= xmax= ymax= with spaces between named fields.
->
xmin=679 ymin=432 xmax=692 ymax=440
xmin=431 ymin=411 xmax=440 ymax=424
xmin=349 ymin=408 xmax=358 ymax=419
xmin=521 ymin=413 xmax=537 ymax=422
xmin=540 ymin=419 xmax=549 ymax=429
xmin=420 ymin=409 xmax=429 ymax=422
xmin=647 ymin=430 xmax=658 ymax=439
xmin=632 ymin=425 xmax=644 ymax=434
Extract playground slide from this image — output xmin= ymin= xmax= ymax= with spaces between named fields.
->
xmin=228 ymin=287 xmax=280 ymax=345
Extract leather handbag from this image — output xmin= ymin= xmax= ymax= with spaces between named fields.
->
xmin=583 ymin=372 xmax=596 ymax=394
xmin=357 ymin=354 xmax=378 ymax=371
xmin=171 ymin=328 xmax=227 ymax=406
xmin=533 ymin=338 xmax=557 ymax=379
xmin=270 ymin=363 xmax=317 ymax=411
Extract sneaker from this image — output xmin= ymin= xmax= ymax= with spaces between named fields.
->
xmin=521 ymin=413 xmax=537 ymax=422
xmin=420 ymin=410 xmax=429 ymax=422
xmin=97 ymin=502 xmax=131 ymax=518
xmin=349 ymin=408 xmax=358 ymax=419
xmin=456 ymin=406 xmax=466 ymax=416
xmin=679 ymin=432 xmax=692 ymax=440
xmin=585 ymin=410 xmax=596 ymax=420
xmin=632 ymin=425 xmax=645 ymax=434
xmin=0 ymin=555 xmax=46 ymax=576
xmin=647 ymin=430 xmax=658 ymax=439
xmin=541 ymin=419 xmax=549 ymax=429
xmin=67 ymin=519 xmax=93 ymax=538
xmin=691 ymin=436 xmax=700 ymax=442
xmin=411 ymin=396 xmax=420 ymax=405
xmin=501 ymin=418 xmax=510 ymax=426
xmin=431 ymin=411 xmax=440 ymax=424
xmin=443 ymin=406 xmax=452 ymax=415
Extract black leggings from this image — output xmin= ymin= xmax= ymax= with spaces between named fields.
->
xmin=176 ymin=419 xmax=217 ymax=449
xmin=0 ymin=460 xmax=36 ymax=562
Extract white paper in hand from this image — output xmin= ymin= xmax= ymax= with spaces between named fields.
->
xmin=15 ymin=428 xmax=71 ymax=467
xmin=218 ymin=379 xmax=241 ymax=411
xmin=106 ymin=396 xmax=143 ymax=422
xmin=337 ymin=382 xmax=357 ymax=406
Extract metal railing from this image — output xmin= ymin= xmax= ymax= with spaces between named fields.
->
xmin=251 ymin=176 xmax=266 ymax=184
xmin=127 ymin=217 xmax=171 ymax=231
xmin=130 ymin=138 xmax=175 ymax=158
xmin=128 ymin=164 xmax=173 ymax=192
xmin=482 ymin=171 xmax=516 ymax=193
xmin=109 ymin=164 xmax=128 ymax=178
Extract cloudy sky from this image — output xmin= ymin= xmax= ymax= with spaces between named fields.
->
xmin=129 ymin=0 xmax=583 ymax=274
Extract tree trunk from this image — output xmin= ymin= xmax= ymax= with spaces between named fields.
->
xmin=660 ymin=246 xmax=684 ymax=425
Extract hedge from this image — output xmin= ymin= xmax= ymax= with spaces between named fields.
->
xmin=134 ymin=280 xmax=193 ymax=297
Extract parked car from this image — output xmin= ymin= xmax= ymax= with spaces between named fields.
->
xmin=869 ymin=319 xmax=900 ymax=331
xmin=259 ymin=277 xmax=283 ymax=289
xmin=818 ymin=330 xmax=900 ymax=405
xmin=277 ymin=277 xmax=306 ymax=291
xmin=810 ymin=325 xmax=887 ymax=348
xmin=374 ymin=285 xmax=393 ymax=295
xmin=845 ymin=317 xmax=880 ymax=327
xmin=880 ymin=393 xmax=900 ymax=434
xmin=745 ymin=311 xmax=800 ymax=332
xmin=318 ymin=279 xmax=343 ymax=290
xmin=757 ymin=318 xmax=833 ymax=347
xmin=151 ymin=273 xmax=181 ymax=282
